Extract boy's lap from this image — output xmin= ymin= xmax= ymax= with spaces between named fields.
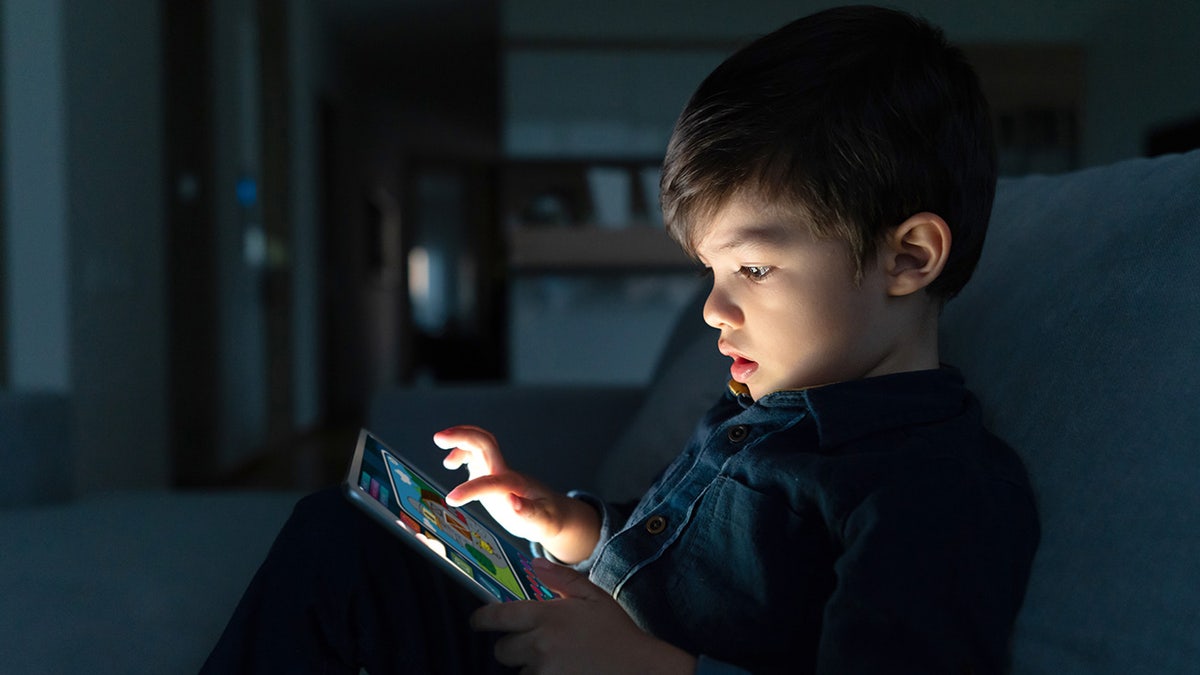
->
xmin=285 ymin=487 xmax=516 ymax=675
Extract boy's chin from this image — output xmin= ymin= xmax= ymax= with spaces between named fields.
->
xmin=742 ymin=381 xmax=770 ymax=400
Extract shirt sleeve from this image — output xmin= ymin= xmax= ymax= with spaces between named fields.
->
xmin=529 ymin=490 xmax=639 ymax=573
xmin=533 ymin=492 xmax=757 ymax=674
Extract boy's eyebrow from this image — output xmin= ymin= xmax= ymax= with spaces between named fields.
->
xmin=711 ymin=221 xmax=797 ymax=253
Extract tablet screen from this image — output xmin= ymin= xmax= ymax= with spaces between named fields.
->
xmin=349 ymin=430 xmax=556 ymax=603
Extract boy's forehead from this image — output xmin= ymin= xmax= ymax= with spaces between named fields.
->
xmin=695 ymin=198 xmax=808 ymax=256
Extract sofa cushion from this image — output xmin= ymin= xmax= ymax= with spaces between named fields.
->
xmin=0 ymin=491 xmax=300 ymax=675
xmin=940 ymin=150 xmax=1200 ymax=673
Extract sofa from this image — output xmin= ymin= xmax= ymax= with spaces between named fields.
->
xmin=2 ymin=149 xmax=1197 ymax=674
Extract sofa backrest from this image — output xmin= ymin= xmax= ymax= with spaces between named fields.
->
xmin=596 ymin=307 xmax=726 ymax=500
xmin=940 ymin=150 xmax=1200 ymax=673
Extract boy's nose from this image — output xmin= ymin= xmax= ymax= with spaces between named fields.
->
xmin=703 ymin=285 xmax=742 ymax=329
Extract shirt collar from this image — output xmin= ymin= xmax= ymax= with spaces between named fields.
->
xmin=740 ymin=367 xmax=970 ymax=449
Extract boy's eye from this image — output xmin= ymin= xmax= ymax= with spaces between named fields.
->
xmin=739 ymin=265 xmax=772 ymax=280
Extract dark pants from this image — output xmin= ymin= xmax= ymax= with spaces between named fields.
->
xmin=200 ymin=488 xmax=514 ymax=674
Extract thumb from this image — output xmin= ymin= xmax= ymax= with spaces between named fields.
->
xmin=531 ymin=558 xmax=606 ymax=600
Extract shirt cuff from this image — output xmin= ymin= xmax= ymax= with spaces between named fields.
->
xmin=529 ymin=490 xmax=615 ymax=573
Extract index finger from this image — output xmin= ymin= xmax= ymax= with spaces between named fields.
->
xmin=433 ymin=426 xmax=508 ymax=476
xmin=445 ymin=473 xmax=526 ymax=508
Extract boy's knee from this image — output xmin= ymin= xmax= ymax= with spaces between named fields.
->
xmin=283 ymin=487 xmax=360 ymax=544
xmin=292 ymin=486 xmax=346 ymax=516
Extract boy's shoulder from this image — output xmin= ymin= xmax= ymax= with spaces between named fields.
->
xmin=729 ymin=366 xmax=979 ymax=449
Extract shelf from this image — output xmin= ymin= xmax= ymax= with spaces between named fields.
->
xmin=508 ymin=226 xmax=694 ymax=272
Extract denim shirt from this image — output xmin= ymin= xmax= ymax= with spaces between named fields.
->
xmin=569 ymin=368 xmax=1039 ymax=674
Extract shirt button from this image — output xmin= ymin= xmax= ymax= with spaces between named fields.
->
xmin=727 ymin=425 xmax=750 ymax=443
xmin=645 ymin=515 xmax=668 ymax=535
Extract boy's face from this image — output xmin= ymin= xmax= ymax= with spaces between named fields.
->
xmin=695 ymin=197 xmax=901 ymax=399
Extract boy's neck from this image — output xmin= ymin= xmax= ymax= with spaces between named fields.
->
xmin=871 ymin=296 xmax=943 ymax=378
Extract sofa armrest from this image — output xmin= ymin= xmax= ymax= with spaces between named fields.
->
xmin=367 ymin=384 xmax=646 ymax=494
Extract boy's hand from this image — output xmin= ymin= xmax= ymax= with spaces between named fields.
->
xmin=471 ymin=559 xmax=697 ymax=675
xmin=435 ymin=426 xmax=599 ymax=563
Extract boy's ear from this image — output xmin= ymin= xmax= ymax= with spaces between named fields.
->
xmin=881 ymin=212 xmax=951 ymax=297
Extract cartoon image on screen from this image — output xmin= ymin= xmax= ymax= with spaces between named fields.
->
xmin=354 ymin=433 xmax=554 ymax=603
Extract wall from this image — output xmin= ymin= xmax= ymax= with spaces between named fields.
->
xmin=64 ymin=0 xmax=167 ymax=491
xmin=3 ymin=0 xmax=70 ymax=392
xmin=2 ymin=0 xmax=167 ymax=493
xmin=1081 ymin=0 xmax=1200 ymax=163
xmin=503 ymin=0 xmax=1200 ymax=168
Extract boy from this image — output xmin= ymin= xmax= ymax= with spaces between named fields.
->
xmin=202 ymin=6 xmax=1038 ymax=674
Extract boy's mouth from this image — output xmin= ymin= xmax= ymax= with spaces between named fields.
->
xmin=720 ymin=342 xmax=758 ymax=382
xmin=729 ymin=356 xmax=758 ymax=382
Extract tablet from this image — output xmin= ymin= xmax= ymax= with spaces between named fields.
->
xmin=344 ymin=428 xmax=557 ymax=604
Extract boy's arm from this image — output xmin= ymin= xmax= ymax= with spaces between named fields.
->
xmin=437 ymin=425 xmax=602 ymax=564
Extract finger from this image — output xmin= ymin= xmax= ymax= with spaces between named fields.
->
xmin=433 ymin=426 xmax=506 ymax=475
xmin=530 ymin=558 xmax=606 ymax=600
xmin=470 ymin=599 xmax=541 ymax=633
xmin=445 ymin=474 xmax=527 ymax=507
xmin=433 ymin=425 xmax=497 ymax=450
xmin=440 ymin=447 xmax=474 ymax=471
